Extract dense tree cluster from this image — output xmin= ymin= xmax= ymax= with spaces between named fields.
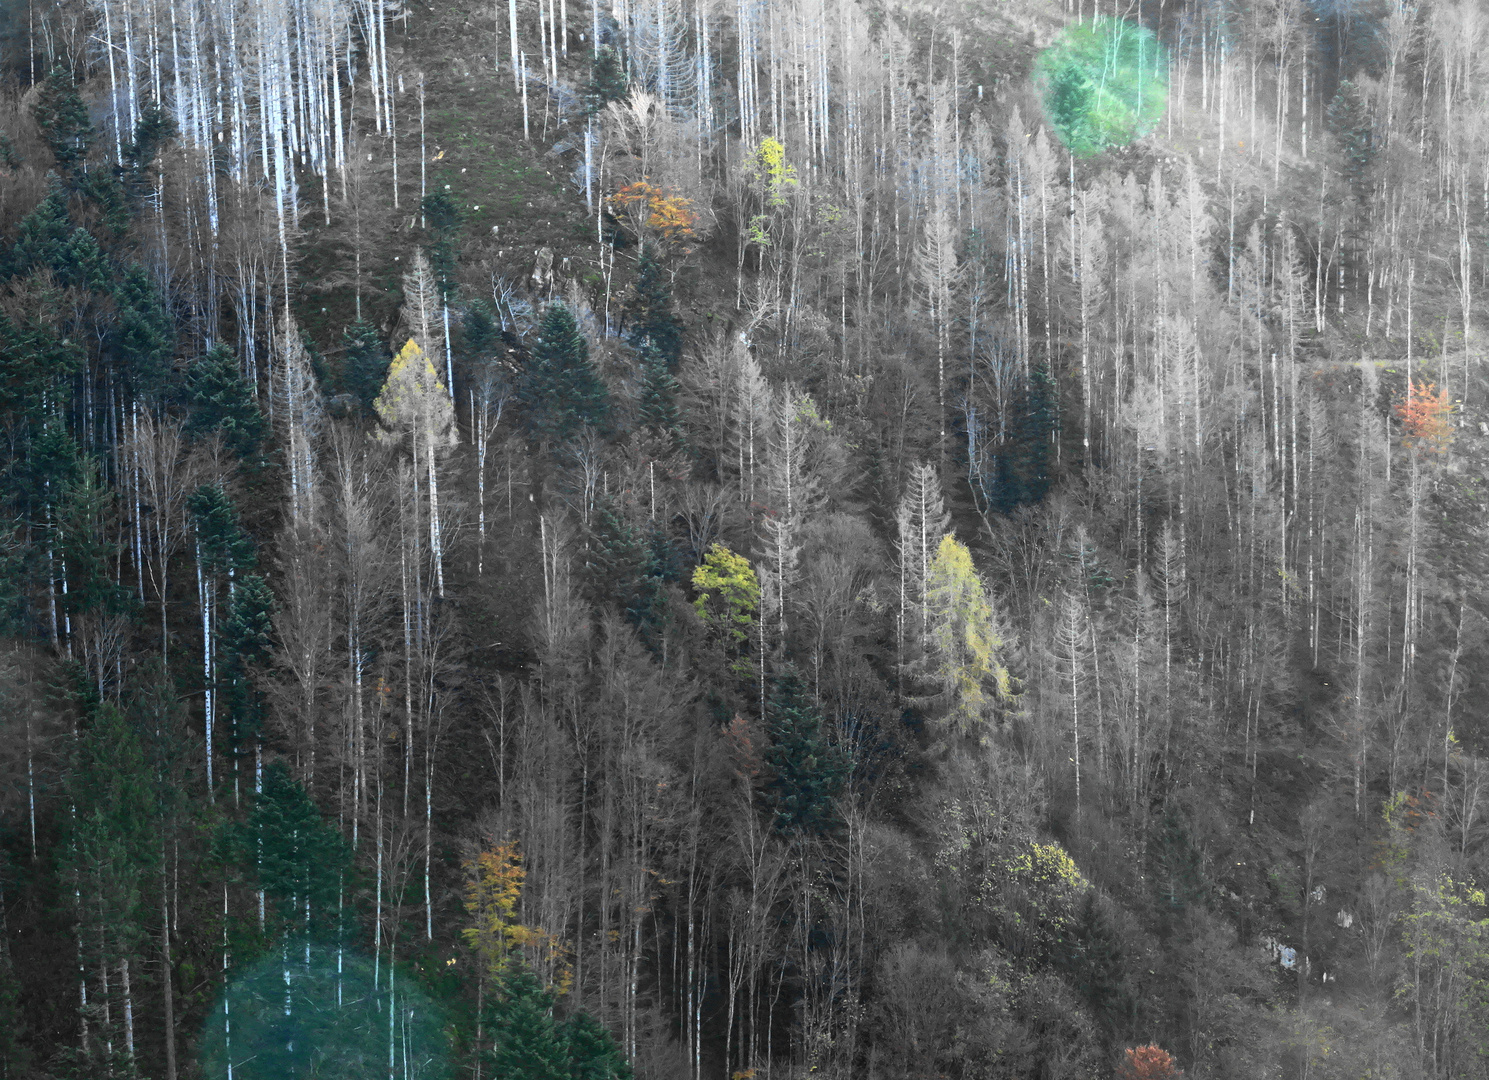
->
xmin=1 ymin=0 xmax=1489 ymax=1078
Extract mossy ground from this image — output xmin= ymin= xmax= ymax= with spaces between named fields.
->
xmin=290 ymin=0 xmax=607 ymax=368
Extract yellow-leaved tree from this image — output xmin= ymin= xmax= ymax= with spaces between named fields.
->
xmin=743 ymin=136 xmax=798 ymax=247
xmin=463 ymin=839 xmax=572 ymax=992
xmin=923 ymin=535 xmax=1015 ymax=735
xmin=693 ymin=543 xmax=760 ymax=679
xmin=374 ymin=338 xmax=457 ymax=449
xmin=374 ymin=338 xmax=458 ymax=595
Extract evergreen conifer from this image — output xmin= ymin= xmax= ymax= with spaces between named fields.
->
xmin=761 ymin=670 xmax=846 ymax=836
xmin=993 ymin=364 xmax=1057 ymax=513
xmin=519 ymin=301 xmax=609 ymax=445
xmin=112 ymin=264 xmax=176 ymax=405
xmin=1327 ymin=80 xmax=1375 ymax=206
xmin=462 ymin=300 xmax=501 ymax=364
xmin=342 ymin=321 xmax=391 ymax=411
xmin=563 ymin=1012 xmax=632 ymax=1080
xmin=184 ymin=344 xmax=267 ymax=460
xmin=0 ymin=303 xmax=85 ymax=424
xmin=54 ymin=460 xmax=125 ymax=619
xmin=56 ymin=227 xmax=108 ymax=291
xmin=218 ymin=572 xmax=274 ymax=772
xmin=589 ymin=506 xmax=671 ymax=649
xmin=585 ymin=46 xmax=629 ymax=115
xmin=188 ymin=483 xmax=256 ymax=575
xmin=1063 ymin=891 xmax=1134 ymax=1046
xmin=5 ymin=180 xmax=70 ymax=279
xmin=486 ymin=965 xmax=569 ymax=1080
xmin=625 ymin=244 xmax=683 ymax=370
xmin=31 ymin=66 xmax=93 ymax=175
xmin=421 ymin=190 xmax=462 ymax=298
xmin=637 ymin=341 xmax=683 ymax=447
xmin=122 ymin=102 xmax=175 ymax=198
xmin=236 ymin=761 xmax=349 ymax=936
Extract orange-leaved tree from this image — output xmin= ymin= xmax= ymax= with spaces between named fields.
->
xmin=1396 ymin=379 xmax=1454 ymax=453
xmin=608 ymin=179 xmax=697 ymax=249
xmin=1117 ymin=1044 xmax=1182 ymax=1080
xmin=463 ymin=839 xmax=572 ymax=992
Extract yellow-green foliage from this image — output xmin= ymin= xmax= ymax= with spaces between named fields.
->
xmin=925 ymin=535 xmax=1014 ymax=734
xmin=1003 ymin=841 xmax=1091 ymax=896
xmin=979 ymin=839 xmax=1090 ymax=956
xmin=1398 ymin=872 xmax=1489 ymax=1023
xmin=752 ymin=136 xmax=797 ymax=207
xmin=374 ymin=338 xmax=457 ymax=447
xmin=462 ymin=840 xmax=573 ymax=994
xmin=693 ymin=543 xmax=760 ymax=657
xmin=745 ymin=136 xmax=798 ymax=246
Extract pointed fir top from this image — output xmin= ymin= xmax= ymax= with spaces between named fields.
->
xmin=373 ymin=338 xmax=458 ymax=447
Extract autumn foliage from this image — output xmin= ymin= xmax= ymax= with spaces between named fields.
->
xmin=463 ymin=840 xmax=572 ymax=993
xmin=1395 ymin=379 xmax=1454 ymax=453
xmin=608 ymin=180 xmax=698 ymax=247
xmin=1117 ymin=1044 xmax=1183 ymax=1080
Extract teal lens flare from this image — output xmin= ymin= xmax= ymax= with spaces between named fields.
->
xmin=1038 ymin=17 xmax=1169 ymax=157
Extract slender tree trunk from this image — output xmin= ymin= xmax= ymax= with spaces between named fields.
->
xmin=161 ymin=849 xmax=177 ymax=1080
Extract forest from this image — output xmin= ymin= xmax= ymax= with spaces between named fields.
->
xmin=0 ymin=0 xmax=1487 ymax=1075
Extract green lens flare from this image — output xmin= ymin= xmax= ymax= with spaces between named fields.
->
xmin=1037 ymin=17 xmax=1169 ymax=157
xmin=198 ymin=945 xmax=451 ymax=1080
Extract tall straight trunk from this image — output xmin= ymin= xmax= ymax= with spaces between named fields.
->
xmin=161 ymin=842 xmax=177 ymax=1080
xmin=121 ymin=957 xmax=135 ymax=1062
xmin=198 ymin=542 xmax=215 ymax=801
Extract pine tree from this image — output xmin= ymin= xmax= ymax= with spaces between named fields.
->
xmin=122 ymin=102 xmax=176 ymax=184
xmin=188 ymin=483 xmax=255 ymax=577
xmin=184 ymin=344 xmax=267 ymax=462
xmin=563 ymin=1012 xmax=632 ymax=1080
xmin=5 ymin=179 xmax=70 ymax=279
xmin=73 ymin=166 xmax=132 ymax=237
xmin=993 ymin=364 xmax=1057 ymax=513
xmin=637 ymin=341 xmax=682 ymax=446
xmin=1326 ymin=79 xmax=1375 ymax=206
xmin=518 ymin=301 xmax=610 ymax=445
xmin=0 ymin=879 xmax=26 ymax=1079
xmin=31 ymin=65 xmax=93 ymax=176
xmin=421 ymin=191 xmax=462 ymax=299
xmin=760 ymin=669 xmax=847 ymax=836
xmin=218 ymin=572 xmax=275 ymax=783
xmin=52 ymin=458 xmax=125 ymax=621
xmin=1062 ymin=891 xmax=1134 ymax=1047
xmin=461 ymin=300 xmax=502 ymax=367
xmin=341 ymin=321 xmax=391 ymax=411
xmin=588 ymin=505 xmax=671 ymax=649
xmin=111 ymin=264 xmax=176 ymax=406
xmin=0 ymin=288 xmax=86 ymax=424
xmin=1155 ymin=807 xmax=1207 ymax=912
xmin=20 ymin=422 xmax=83 ymax=521
xmin=235 ymin=761 xmax=349 ymax=937
xmin=55 ymin=228 xmax=108 ymax=291
xmin=585 ymin=45 xmax=629 ymax=115
xmin=485 ymin=965 xmax=569 ymax=1080
xmin=624 ymin=244 xmax=683 ymax=370
xmin=120 ymin=101 xmax=176 ymax=208
xmin=65 ymin=701 xmax=157 ymax=1076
